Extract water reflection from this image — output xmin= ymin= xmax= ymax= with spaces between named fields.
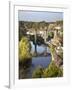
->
xmin=30 ymin=41 xmax=50 ymax=54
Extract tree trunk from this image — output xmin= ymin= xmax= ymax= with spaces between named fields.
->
xmin=34 ymin=29 xmax=37 ymax=55
xmin=44 ymin=30 xmax=47 ymax=54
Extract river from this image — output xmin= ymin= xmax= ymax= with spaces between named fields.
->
xmin=19 ymin=41 xmax=51 ymax=79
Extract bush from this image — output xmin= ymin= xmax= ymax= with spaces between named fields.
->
xmin=32 ymin=62 xmax=63 ymax=78
xmin=43 ymin=61 xmax=63 ymax=77
xmin=32 ymin=66 xmax=44 ymax=78
xmin=19 ymin=37 xmax=32 ymax=63
xmin=48 ymin=32 xmax=54 ymax=38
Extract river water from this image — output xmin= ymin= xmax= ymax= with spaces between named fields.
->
xmin=19 ymin=41 xmax=51 ymax=79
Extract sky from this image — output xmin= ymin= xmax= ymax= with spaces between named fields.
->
xmin=18 ymin=10 xmax=63 ymax=22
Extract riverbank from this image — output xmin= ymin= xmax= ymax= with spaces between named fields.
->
xmin=19 ymin=56 xmax=51 ymax=79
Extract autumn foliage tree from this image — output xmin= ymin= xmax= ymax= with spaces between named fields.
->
xmin=19 ymin=37 xmax=32 ymax=63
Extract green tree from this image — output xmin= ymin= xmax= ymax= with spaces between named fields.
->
xmin=19 ymin=21 xmax=27 ymax=41
xmin=19 ymin=37 xmax=32 ymax=63
xmin=32 ymin=22 xmax=39 ymax=55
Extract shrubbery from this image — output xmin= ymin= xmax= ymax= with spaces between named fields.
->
xmin=43 ymin=61 xmax=63 ymax=77
xmin=19 ymin=37 xmax=32 ymax=63
xmin=32 ymin=66 xmax=43 ymax=78
xmin=32 ymin=61 xmax=63 ymax=78
xmin=47 ymin=32 xmax=54 ymax=41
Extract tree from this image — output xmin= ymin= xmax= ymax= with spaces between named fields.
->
xmin=19 ymin=37 xmax=32 ymax=63
xmin=32 ymin=22 xmax=39 ymax=55
xmin=19 ymin=21 xmax=27 ymax=41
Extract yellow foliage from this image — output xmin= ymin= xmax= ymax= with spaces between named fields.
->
xmin=19 ymin=37 xmax=31 ymax=62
